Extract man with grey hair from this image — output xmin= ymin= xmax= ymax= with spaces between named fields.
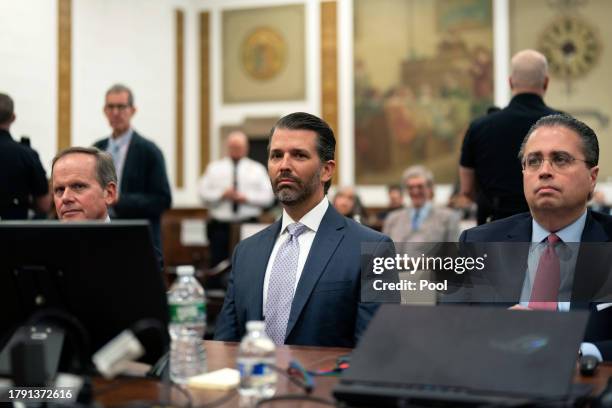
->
xmin=52 ymin=147 xmax=117 ymax=221
xmin=94 ymin=84 xmax=171 ymax=248
xmin=460 ymin=49 xmax=558 ymax=225
xmin=0 ymin=92 xmax=50 ymax=220
xmin=384 ymin=165 xmax=459 ymax=242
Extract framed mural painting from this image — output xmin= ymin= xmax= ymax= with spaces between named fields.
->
xmin=222 ymin=4 xmax=306 ymax=103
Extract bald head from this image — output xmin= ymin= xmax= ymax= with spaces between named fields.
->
xmin=510 ymin=49 xmax=549 ymax=96
xmin=226 ymin=131 xmax=249 ymax=161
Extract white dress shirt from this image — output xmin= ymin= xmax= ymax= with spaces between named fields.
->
xmin=198 ymin=157 xmax=274 ymax=222
xmin=262 ymin=197 xmax=329 ymax=314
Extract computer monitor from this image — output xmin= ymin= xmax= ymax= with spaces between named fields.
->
xmin=0 ymin=220 xmax=169 ymax=369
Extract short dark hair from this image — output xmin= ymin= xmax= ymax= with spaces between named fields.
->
xmin=0 ymin=93 xmax=14 ymax=125
xmin=518 ymin=114 xmax=599 ymax=167
xmin=106 ymin=83 xmax=134 ymax=106
xmin=52 ymin=146 xmax=117 ymax=188
xmin=268 ymin=112 xmax=336 ymax=193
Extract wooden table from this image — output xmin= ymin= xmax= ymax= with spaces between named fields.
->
xmin=94 ymin=340 xmax=612 ymax=407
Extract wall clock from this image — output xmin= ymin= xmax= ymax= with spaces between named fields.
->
xmin=538 ymin=15 xmax=601 ymax=79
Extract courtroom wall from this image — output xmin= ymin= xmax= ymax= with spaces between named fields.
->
xmin=511 ymin=0 xmax=612 ymax=180
xmin=0 ymin=0 xmax=57 ymax=175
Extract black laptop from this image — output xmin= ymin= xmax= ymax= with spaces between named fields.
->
xmin=334 ymin=304 xmax=590 ymax=407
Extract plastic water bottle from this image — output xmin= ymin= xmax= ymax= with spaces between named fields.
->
xmin=237 ymin=321 xmax=277 ymax=398
xmin=168 ymin=265 xmax=207 ymax=383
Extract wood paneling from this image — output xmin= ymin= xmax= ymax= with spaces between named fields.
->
xmin=321 ymin=1 xmax=339 ymax=184
xmin=175 ymin=10 xmax=185 ymax=187
xmin=57 ymin=0 xmax=72 ymax=152
xmin=199 ymin=12 xmax=211 ymax=176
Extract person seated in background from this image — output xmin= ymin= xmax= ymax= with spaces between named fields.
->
xmin=377 ymin=184 xmax=405 ymax=222
xmin=0 ymin=92 xmax=51 ymax=220
xmin=589 ymin=190 xmax=611 ymax=215
xmin=51 ymin=146 xmax=117 ymax=221
xmin=384 ymin=165 xmax=460 ymax=242
xmin=332 ymin=186 xmax=367 ymax=223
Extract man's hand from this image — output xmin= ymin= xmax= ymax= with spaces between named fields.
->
xmin=222 ymin=187 xmax=235 ymax=200
xmin=508 ymin=304 xmax=532 ymax=311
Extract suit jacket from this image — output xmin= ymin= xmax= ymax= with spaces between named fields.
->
xmin=383 ymin=206 xmax=460 ymax=243
xmin=214 ymin=204 xmax=394 ymax=347
xmin=94 ymin=132 xmax=172 ymax=249
xmin=459 ymin=210 xmax=612 ymax=360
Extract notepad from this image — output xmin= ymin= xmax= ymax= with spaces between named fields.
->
xmin=187 ymin=368 xmax=240 ymax=390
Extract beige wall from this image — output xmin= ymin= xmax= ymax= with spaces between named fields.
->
xmin=511 ymin=0 xmax=612 ymax=180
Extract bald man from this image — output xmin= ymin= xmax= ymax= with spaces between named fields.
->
xmin=460 ymin=49 xmax=559 ymax=224
xmin=198 ymin=131 xmax=274 ymax=269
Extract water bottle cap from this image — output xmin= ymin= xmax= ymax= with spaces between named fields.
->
xmin=176 ymin=265 xmax=195 ymax=276
xmin=246 ymin=321 xmax=265 ymax=332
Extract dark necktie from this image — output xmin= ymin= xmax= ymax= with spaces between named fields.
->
xmin=232 ymin=160 xmax=239 ymax=213
xmin=529 ymin=233 xmax=561 ymax=311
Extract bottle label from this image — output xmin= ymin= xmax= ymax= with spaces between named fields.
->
xmin=169 ymin=302 xmax=206 ymax=323
xmin=238 ymin=362 xmax=268 ymax=377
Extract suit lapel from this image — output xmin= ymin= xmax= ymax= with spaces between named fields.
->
xmin=285 ymin=206 xmax=345 ymax=339
xmin=490 ymin=215 xmax=532 ymax=300
xmin=572 ymin=211 xmax=612 ymax=305
xmin=251 ymin=221 xmax=281 ymax=320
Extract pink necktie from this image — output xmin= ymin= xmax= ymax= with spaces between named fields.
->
xmin=529 ymin=233 xmax=561 ymax=311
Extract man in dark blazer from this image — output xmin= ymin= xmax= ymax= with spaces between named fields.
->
xmin=460 ymin=114 xmax=612 ymax=360
xmin=460 ymin=49 xmax=558 ymax=224
xmin=94 ymin=84 xmax=171 ymax=250
xmin=214 ymin=112 xmax=395 ymax=348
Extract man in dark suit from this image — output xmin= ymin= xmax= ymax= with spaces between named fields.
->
xmin=460 ymin=114 xmax=612 ymax=360
xmin=460 ymin=50 xmax=558 ymax=224
xmin=94 ymin=84 xmax=171 ymax=250
xmin=214 ymin=112 xmax=394 ymax=347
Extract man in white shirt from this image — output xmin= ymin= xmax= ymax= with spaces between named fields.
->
xmin=214 ymin=112 xmax=394 ymax=347
xmin=51 ymin=147 xmax=117 ymax=222
xmin=198 ymin=131 xmax=274 ymax=268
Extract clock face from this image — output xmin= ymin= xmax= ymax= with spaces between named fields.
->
xmin=538 ymin=15 xmax=602 ymax=79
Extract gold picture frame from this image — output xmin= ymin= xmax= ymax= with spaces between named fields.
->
xmin=222 ymin=4 xmax=305 ymax=103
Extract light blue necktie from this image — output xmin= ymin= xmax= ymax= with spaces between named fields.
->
xmin=110 ymin=143 xmax=121 ymax=169
xmin=264 ymin=222 xmax=308 ymax=345
xmin=411 ymin=208 xmax=420 ymax=231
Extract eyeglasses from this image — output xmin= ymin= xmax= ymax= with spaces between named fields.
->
xmin=522 ymin=152 xmax=592 ymax=172
xmin=104 ymin=103 xmax=131 ymax=111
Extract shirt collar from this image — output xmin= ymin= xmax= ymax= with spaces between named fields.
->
xmin=105 ymin=214 xmax=111 ymax=223
xmin=531 ymin=210 xmax=587 ymax=243
xmin=109 ymin=128 xmax=133 ymax=149
xmin=280 ymin=196 xmax=329 ymax=235
xmin=413 ymin=201 xmax=432 ymax=217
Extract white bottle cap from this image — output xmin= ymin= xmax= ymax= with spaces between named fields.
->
xmin=246 ymin=321 xmax=265 ymax=332
xmin=176 ymin=265 xmax=195 ymax=276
